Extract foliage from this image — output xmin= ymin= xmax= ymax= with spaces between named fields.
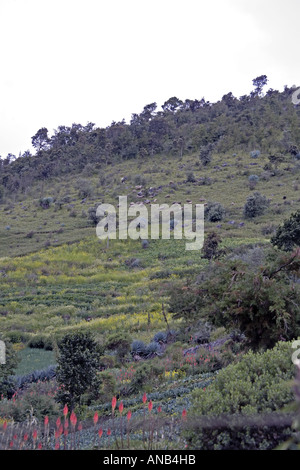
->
xmin=0 ymin=337 xmax=19 ymax=398
xmin=271 ymin=210 xmax=300 ymax=251
xmin=170 ymin=248 xmax=300 ymax=349
xmin=105 ymin=332 xmax=132 ymax=364
xmin=204 ymin=202 xmax=225 ymax=222
xmin=243 ymin=191 xmax=269 ymax=218
xmin=185 ymin=341 xmax=295 ymax=450
xmin=55 ymin=332 xmax=102 ymax=409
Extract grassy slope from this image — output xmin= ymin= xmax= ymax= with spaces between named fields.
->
xmin=0 ymin=148 xmax=299 ymax=354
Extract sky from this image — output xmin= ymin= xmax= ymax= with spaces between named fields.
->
xmin=0 ymin=0 xmax=299 ymax=158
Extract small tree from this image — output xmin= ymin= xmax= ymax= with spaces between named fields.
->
xmin=243 ymin=192 xmax=269 ymax=218
xmin=202 ymin=232 xmax=224 ymax=260
xmin=271 ymin=210 xmax=300 ymax=251
xmin=56 ymin=332 xmax=101 ymax=409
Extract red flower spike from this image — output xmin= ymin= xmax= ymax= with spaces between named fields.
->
xmin=93 ymin=411 xmax=99 ymax=425
xmin=182 ymin=409 xmax=187 ymax=420
xmin=38 ymin=442 xmax=42 ymax=450
xmin=107 ymin=428 xmax=111 ymax=436
xmin=127 ymin=410 xmax=132 ymax=421
xmin=23 ymin=433 xmax=28 ymax=442
xmin=148 ymin=400 xmax=153 ymax=412
xmin=119 ymin=401 xmax=124 ymax=414
xmin=56 ymin=417 xmax=61 ymax=428
xmin=63 ymin=404 xmax=68 ymax=418
xmin=55 ymin=442 xmax=60 ymax=450
xmin=98 ymin=428 xmax=103 ymax=438
xmin=158 ymin=406 xmax=162 ymax=413
xmin=70 ymin=411 xmax=77 ymax=427
xmin=142 ymin=392 xmax=147 ymax=404
xmin=112 ymin=396 xmax=117 ymax=411
xmin=78 ymin=422 xmax=83 ymax=431
xmin=3 ymin=421 xmax=7 ymax=431
xmin=44 ymin=415 xmax=49 ymax=426
xmin=32 ymin=429 xmax=38 ymax=440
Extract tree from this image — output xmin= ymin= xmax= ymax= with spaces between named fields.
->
xmin=162 ymin=96 xmax=183 ymax=113
xmin=271 ymin=210 xmax=300 ymax=251
xmin=252 ymin=75 xmax=268 ymax=97
xmin=55 ymin=332 xmax=102 ymax=409
xmin=31 ymin=127 xmax=49 ymax=152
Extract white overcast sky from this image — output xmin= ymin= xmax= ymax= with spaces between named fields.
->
xmin=0 ymin=0 xmax=299 ymax=157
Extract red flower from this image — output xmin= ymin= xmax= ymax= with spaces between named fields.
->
xmin=158 ymin=406 xmax=162 ymax=413
xmin=182 ymin=409 xmax=187 ymax=420
xmin=64 ymin=420 xmax=69 ymax=430
xmin=38 ymin=442 xmax=42 ymax=450
xmin=32 ymin=429 xmax=38 ymax=440
xmin=127 ymin=410 xmax=132 ymax=421
xmin=107 ymin=428 xmax=111 ymax=436
xmin=98 ymin=428 xmax=103 ymax=438
xmin=148 ymin=400 xmax=153 ymax=412
xmin=63 ymin=404 xmax=68 ymax=418
xmin=44 ymin=415 xmax=49 ymax=427
xmin=119 ymin=401 xmax=124 ymax=414
xmin=78 ymin=422 xmax=83 ymax=431
xmin=55 ymin=441 xmax=60 ymax=450
xmin=23 ymin=433 xmax=28 ymax=442
xmin=56 ymin=417 xmax=61 ymax=428
xmin=142 ymin=392 xmax=147 ymax=404
xmin=93 ymin=411 xmax=99 ymax=425
xmin=3 ymin=421 xmax=7 ymax=431
xmin=70 ymin=411 xmax=77 ymax=427
xmin=112 ymin=396 xmax=117 ymax=411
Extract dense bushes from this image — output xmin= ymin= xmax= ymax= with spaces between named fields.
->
xmin=169 ymin=248 xmax=300 ymax=349
xmin=185 ymin=341 xmax=296 ymax=450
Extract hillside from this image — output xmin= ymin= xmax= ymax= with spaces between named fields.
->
xmin=1 ymin=78 xmax=300 ymax=451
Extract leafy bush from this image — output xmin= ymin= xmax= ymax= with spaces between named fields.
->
xmin=39 ymin=197 xmax=54 ymax=209
xmin=243 ymin=191 xmax=269 ymax=218
xmin=250 ymin=150 xmax=260 ymax=158
xmin=185 ymin=341 xmax=295 ymax=450
xmin=105 ymin=332 xmax=132 ymax=364
xmin=204 ymin=202 xmax=225 ymax=222
xmin=55 ymin=332 xmax=102 ymax=409
xmin=271 ymin=209 xmax=300 ymax=251
xmin=170 ymin=249 xmax=300 ymax=349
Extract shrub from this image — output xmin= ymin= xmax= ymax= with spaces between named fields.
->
xmin=199 ymin=144 xmax=213 ymax=166
xmin=204 ymin=202 xmax=225 ymax=222
xmin=170 ymin=249 xmax=300 ymax=349
xmin=131 ymin=340 xmax=147 ymax=357
xmin=250 ymin=150 xmax=260 ymax=158
xmin=184 ymin=341 xmax=295 ymax=450
xmin=201 ymin=231 xmax=224 ymax=260
xmin=55 ymin=332 xmax=102 ymax=409
xmin=186 ymin=171 xmax=196 ymax=183
xmin=39 ymin=197 xmax=54 ymax=209
xmin=271 ymin=209 xmax=300 ymax=251
xmin=76 ymin=178 xmax=93 ymax=198
xmin=243 ymin=192 xmax=269 ymax=218
xmin=105 ymin=332 xmax=132 ymax=365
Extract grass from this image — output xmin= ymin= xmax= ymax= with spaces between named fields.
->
xmin=14 ymin=348 xmax=56 ymax=376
